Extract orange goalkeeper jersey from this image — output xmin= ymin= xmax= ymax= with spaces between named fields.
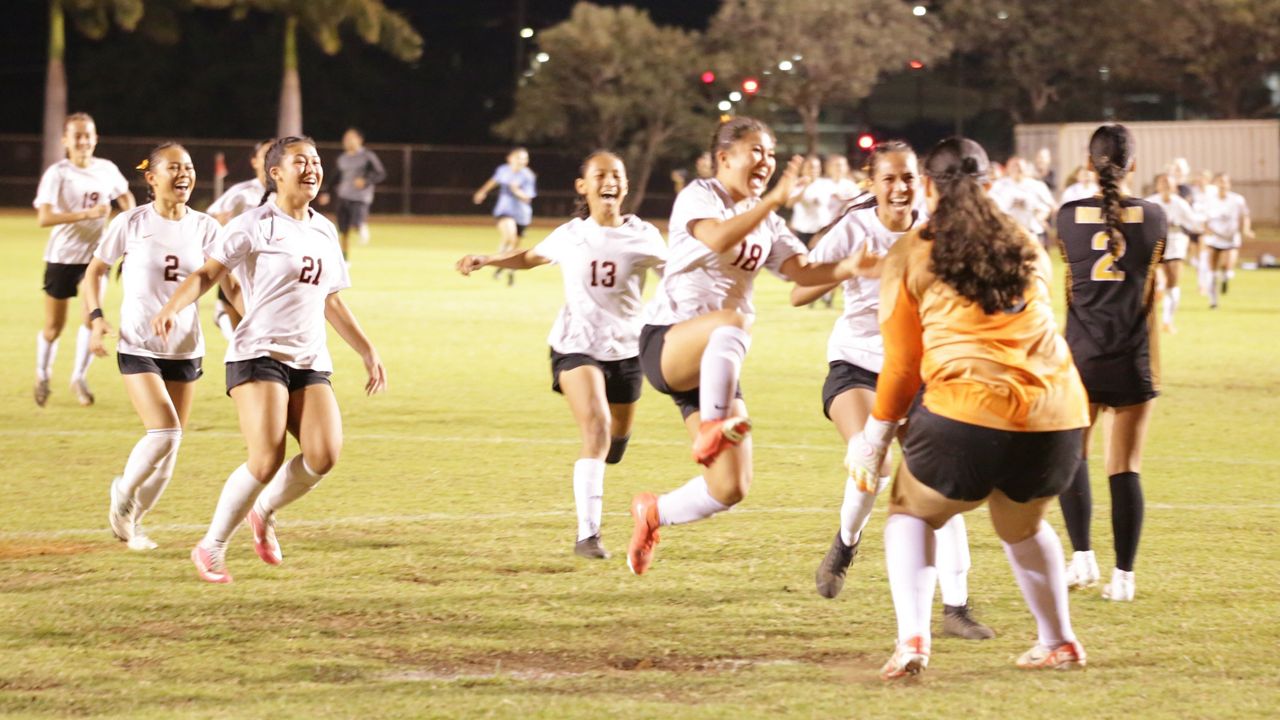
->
xmin=871 ymin=229 xmax=1089 ymax=432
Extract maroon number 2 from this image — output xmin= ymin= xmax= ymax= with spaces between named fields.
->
xmin=163 ymin=255 xmax=179 ymax=282
xmin=299 ymin=256 xmax=323 ymax=285
xmin=732 ymin=242 xmax=763 ymax=271
xmin=590 ymin=260 xmax=617 ymax=287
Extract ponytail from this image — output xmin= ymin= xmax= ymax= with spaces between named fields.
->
xmin=135 ymin=141 xmax=185 ymax=203
xmin=1088 ymin=124 xmax=1136 ymax=259
xmin=259 ymin=135 xmax=315 ymax=206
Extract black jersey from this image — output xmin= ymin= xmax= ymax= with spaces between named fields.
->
xmin=1059 ymin=196 xmax=1166 ymax=405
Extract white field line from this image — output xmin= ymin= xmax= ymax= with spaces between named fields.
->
xmin=2 ymin=428 xmax=1278 ymax=467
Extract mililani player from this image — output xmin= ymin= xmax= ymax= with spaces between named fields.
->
xmin=80 ymin=143 xmax=224 ymax=550
xmin=790 ymin=141 xmax=993 ymax=641
xmin=151 ymin=136 xmax=388 ymax=584
xmin=847 ymin=137 xmax=1089 ymax=679
xmin=205 ymin=139 xmax=273 ymax=338
xmin=32 ymin=112 xmax=136 ymax=407
xmin=1201 ymin=172 xmax=1253 ymax=308
xmin=455 ymin=151 xmax=667 ymax=559
xmin=1145 ymin=173 xmax=1201 ymax=333
xmin=472 ymin=147 xmax=537 ymax=286
xmin=625 ymin=117 xmax=873 ymax=576
xmin=1056 ymin=125 xmax=1165 ymax=602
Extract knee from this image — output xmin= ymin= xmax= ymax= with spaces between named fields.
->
xmin=247 ymin=446 xmax=287 ymax=482
xmin=303 ymin=444 xmax=341 ymax=476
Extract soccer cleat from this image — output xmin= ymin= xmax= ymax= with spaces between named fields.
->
xmin=1221 ymin=278 xmax=1229 ymax=295
xmin=815 ymin=531 xmax=859 ymax=599
xmin=191 ymin=542 xmax=232 ymax=584
xmin=942 ymin=603 xmax=996 ymax=640
xmin=71 ymin=377 xmax=94 ymax=406
xmin=108 ymin=477 xmax=135 ymax=543
xmin=247 ymin=507 xmax=283 ymax=566
xmin=574 ymin=534 xmax=611 ymax=560
xmin=1017 ymin=640 xmax=1086 ymax=670
xmin=1101 ymin=568 xmax=1135 ymax=601
xmin=33 ymin=379 xmax=51 ymax=407
xmin=128 ymin=529 xmax=158 ymax=552
xmin=880 ymin=635 xmax=930 ymax=680
xmin=1064 ymin=550 xmax=1101 ymax=590
xmin=691 ymin=416 xmax=752 ymax=466
xmin=626 ymin=492 xmax=661 ymax=575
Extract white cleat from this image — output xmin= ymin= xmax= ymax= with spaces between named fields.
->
xmin=71 ymin=376 xmax=95 ymax=406
xmin=128 ymin=533 xmax=158 ymax=551
xmin=1064 ymin=550 xmax=1100 ymax=590
xmin=108 ymin=477 xmax=135 ymax=543
xmin=1101 ymin=568 xmax=1136 ymax=601
xmin=880 ymin=635 xmax=930 ymax=680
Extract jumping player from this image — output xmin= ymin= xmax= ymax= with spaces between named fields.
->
xmin=151 ymin=136 xmax=388 ymax=584
xmin=32 ymin=112 xmax=136 ymax=407
xmin=81 ymin=143 xmax=222 ymax=550
xmin=1057 ymin=125 xmax=1165 ymax=602
xmin=473 ymin=147 xmax=536 ymax=285
xmin=457 ymin=151 xmax=666 ymax=559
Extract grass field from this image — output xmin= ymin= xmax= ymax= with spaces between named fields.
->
xmin=1 ymin=214 xmax=1278 ymax=719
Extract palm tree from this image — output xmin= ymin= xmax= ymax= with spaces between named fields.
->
xmin=42 ymin=0 xmax=144 ymax=169
xmin=194 ymin=0 xmax=423 ymax=136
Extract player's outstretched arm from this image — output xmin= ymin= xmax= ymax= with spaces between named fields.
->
xmin=455 ymin=247 xmax=550 ymax=276
xmin=324 ymin=293 xmax=387 ymax=396
xmin=150 ymin=257 xmax=229 ymax=340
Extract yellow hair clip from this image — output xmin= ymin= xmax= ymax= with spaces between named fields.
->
xmin=136 ymin=158 xmax=149 ymax=171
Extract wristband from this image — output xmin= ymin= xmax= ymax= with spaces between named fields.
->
xmin=88 ymin=308 xmax=104 ymax=321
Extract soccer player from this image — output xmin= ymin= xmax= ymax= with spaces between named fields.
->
xmin=1056 ymin=124 xmax=1166 ymax=602
xmin=625 ymin=117 xmax=874 ymax=576
xmin=151 ymin=136 xmax=388 ymax=584
xmin=80 ymin=143 xmax=222 ymax=550
xmin=1060 ymin=166 xmax=1099 ymax=205
xmin=1201 ymin=173 xmax=1253 ymax=308
xmin=990 ymin=156 xmax=1055 ymax=246
xmin=1146 ymin=173 xmax=1201 ymax=332
xmin=851 ymin=137 xmax=1089 ymax=679
xmin=473 ymin=147 xmax=537 ymax=285
xmin=205 ymin=138 xmax=273 ymax=338
xmin=331 ymin=127 xmax=387 ymax=259
xmin=32 ymin=112 xmax=136 ymax=407
xmin=456 ymin=151 xmax=666 ymax=559
xmin=794 ymin=140 xmax=992 ymax=640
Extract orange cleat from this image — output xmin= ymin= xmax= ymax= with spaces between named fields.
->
xmin=880 ymin=635 xmax=930 ymax=680
xmin=627 ymin=492 xmax=661 ymax=575
xmin=1016 ymin=640 xmax=1086 ymax=670
xmin=691 ymin=416 xmax=752 ymax=466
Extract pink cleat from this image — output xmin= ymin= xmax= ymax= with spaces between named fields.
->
xmin=248 ymin=507 xmax=283 ymax=566
xmin=191 ymin=542 xmax=232 ymax=584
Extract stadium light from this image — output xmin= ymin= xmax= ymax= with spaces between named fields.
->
xmin=857 ymin=133 xmax=875 ymax=151
xmin=729 ymin=91 xmax=743 ymax=102
xmin=742 ymin=77 xmax=760 ymax=95
xmin=909 ymin=60 xmax=925 ymax=70
xmin=996 ymin=10 xmax=1009 ymax=20
xmin=535 ymin=52 xmax=550 ymax=63
xmin=519 ymin=27 xmax=534 ymax=39
xmin=778 ymin=60 xmax=793 ymax=72
xmin=718 ymin=100 xmax=733 ymax=112
xmin=701 ymin=70 xmax=716 ymax=84
xmin=913 ymin=5 xmax=927 ymax=16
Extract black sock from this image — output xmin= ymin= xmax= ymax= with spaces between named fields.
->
xmin=1109 ymin=471 xmax=1144 ymax=572
xmin=605 ymin=435 xmax=630 ymax=465
xmin=1058 ymin=459 xmax=1092 ymax=552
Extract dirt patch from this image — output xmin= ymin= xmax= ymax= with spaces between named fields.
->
xmin=0 ymin=540 xmax=104 ymax=560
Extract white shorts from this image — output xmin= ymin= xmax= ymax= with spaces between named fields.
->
xmin=1164 ymin=231 xmax=1189 ymax=261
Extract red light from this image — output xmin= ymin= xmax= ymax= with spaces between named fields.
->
xmin=701 ymin=71 xmax=716 ymax=84
xmin=741 ymin=77 xmax=760 ymax=95
xmin=908 ymin=60 xmax=924 ymax=70
xmin=857 ymin=134 xmax=875 ymax=151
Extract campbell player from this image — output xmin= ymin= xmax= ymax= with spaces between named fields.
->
xmin=456 ymin=151 xmax=666 ymax=559
xmin=205 ymin=138 xmax=273 ymax=338
xmin=32 ymin=112 xmax=136 ymax=407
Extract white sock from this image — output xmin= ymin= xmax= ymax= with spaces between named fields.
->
xmin=1208 ymin=270 xmax=1221 ymax=305
xmin=35 ymin=332 xmax=58 ymax=381
xmin=1161 ymin=292 xmax=1174 ymax=326
xmin=70 ymin=325 xmax=94 ymax=381
xmin=838 ymin=474 xmax=879 ymax=546
xmin=572 ymin=458 xmax=605 ymax=541
xmin=1002 ymin=520 xmax=1076 ymax=648
xmin=203 ymin=464 xmax=268 ymax=546
xmin=884 ymin=513 xmax=937 ymax=644
xmin=657 ymin=476 xmax=729 ymax=526
xmin=1226 ymin=269 xmax=1235 ymax=280
xmin=358 ymin=224 xmax=370 ymax=244
xmin=254 ymin=455 xmax=324 ymax=517
xmin=136 ymin=450 xmax=178 ymax=519
xmin=699 ymin=326 xmax=751 ymax=420
xmin=117 ymin=428 xmax=182 ymax=497
xmin=1169 ymin=286 xmax=1180 ymax=318
xmin=934 ymin=514 xmax=971 ymax=607
xmin=214 ymin=301 xmax=235 ymax=341
xmin=1198 ymin=251 xmax=1212 ymax=293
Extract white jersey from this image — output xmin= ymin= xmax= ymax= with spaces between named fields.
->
xmin=810 ymin=202 xmax=921 ymax=372
xmin=990 ymin=176 xmax=1055 ymax=235
xmin=1203 ymin=191 xmax=1249 ymax=249
xmin=1144 ymin=192 xmax=1200 ymax=261
xmin=533 ymin=215 xmax=667 ymax=360
xmin=33 ymin=158 xmax=130 ymax=264
xmin=209 ymin=202 xmax=350 ymax=370
xmin=95 ymin=204 xmax=220 ymax=359
xmin=207 ymin=178 xmax=267 ymax=221
xmin=789 ymin=177 xmax=839 ymax=234
xmin=644 ymin=178 xmax=807 ymax=326
xmin=1060 ymin=182 xmax=1098 ymax=205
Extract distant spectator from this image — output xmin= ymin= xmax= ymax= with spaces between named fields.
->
xmin=1033 ymin=147 xmax=1056 ymax=191
xmin=1060 ymin=166 xmax=1099 ymax=204
xmin=990 ymin=157 xmax=1055 ymax=246
xmin=473 ymin=147 xmax=537 ymax=286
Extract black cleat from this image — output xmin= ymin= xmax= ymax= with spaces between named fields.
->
xmin=1221 ymin=278 xmax=1229 ymax=295
xmin=815 ymin=531 xmax=859 ymax=598
xmin=574 ymin=534 xmax=610 ymax=560
xmin=942 ymin=603 xmax=996 ymax=640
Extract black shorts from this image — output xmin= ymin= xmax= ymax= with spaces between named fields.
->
xmin=639 ymin=324 xmax=742 ymax=420
xmin=217 ymin=286 xmax=231 ymax=304
xmin=821 ymin=361 xmax=878 ymax=419
xmin=1075 ymin=353 xmax=1158 ymax=408
xmin=550 ymin=350 xmax=643 ymax=404
xmin=43 ymin=262 xmax=88 ymax=300
xmin=225 ymin=357 xmax=332 ymax=396
xmin=794 ymin=230 xmax=817 ymax=249
xmin=901 ymin=399 xmax=1083 ymax=503
xmin=496 ymin=215 xmax=528 ymax=238
xmin=336 ymin=199 xmax=370 ymax=234
xmin=118 ymin=352 xmax=203 ymax=383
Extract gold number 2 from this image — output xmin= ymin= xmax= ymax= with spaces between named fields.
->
xmin=1090 ymin=231 xmax=1126 ymax=282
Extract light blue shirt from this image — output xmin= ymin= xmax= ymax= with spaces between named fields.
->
xmin=491 ymin=163 xmax=536 ymax=225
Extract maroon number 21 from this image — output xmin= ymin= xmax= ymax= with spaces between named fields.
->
xmin=299 ymin=256 xmax=323 ymax=285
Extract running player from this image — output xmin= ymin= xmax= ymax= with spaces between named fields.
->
xmin=1145 ymin=173 xmax=1200 ymax=332
xmin=81 ymin=143 xmax=222 ymax=550
xmin=1057 ymin=124 xmax=1166 ymax=602
xmin=1202 ymin=173 xmax=1252 ymax=308
xmin=473 ymin=147 xmax=536 ymax=285
xmin=331 ymin=127 xmax=387 ymax=258
xmin=150 ymin=136 xmax=388 ymax=584
xmin=205 ymin=138 xmax=272 ymax=339
xmin=794 ymin=140 xmax=992 ymax=640
xmin=990 ymin=156 xmax=1055 ymax=246
xmin=32 ymin=112 xmax=136 ymax=407
xmin=625 ymin=117 xmax=874 ymax=576
xmin=457 ymin=152 xmax=666 ymax=559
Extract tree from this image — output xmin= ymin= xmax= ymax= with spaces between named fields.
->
xmin=192 ymin=0 xmax=423 ymax=136
xmin=495 ymin=3 xmax=711 ymax=211
xmin=707 ymin=0 xmax=947 ymax=155
xmin=42 ymin=0 xmax=145 ymax=169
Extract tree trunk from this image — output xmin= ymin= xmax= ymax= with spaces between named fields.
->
xmin=277 ymin=16 xmax=303 ymax=137
xmin=626 ymin=125 xmax=668 ymax=215
xmin=42 ymin=0 xmax=67 ymax=170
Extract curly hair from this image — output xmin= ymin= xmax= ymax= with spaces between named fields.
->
xmin=1090 ymin=124 xmax=1135 ymax=258
xmin=922 ymin=137 xmax=1039 ymax=315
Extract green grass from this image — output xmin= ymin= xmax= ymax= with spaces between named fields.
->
xmin=0 ymin=214 xmax=1278 ymax=719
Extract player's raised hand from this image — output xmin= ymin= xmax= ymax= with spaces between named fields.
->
xmin=765 ymin=155 xmax=806 ymax=207
xmin=88 ymin=316 xmax=114 ymax=357
xmin=838 ymin=245 xmax=884 ymax=280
